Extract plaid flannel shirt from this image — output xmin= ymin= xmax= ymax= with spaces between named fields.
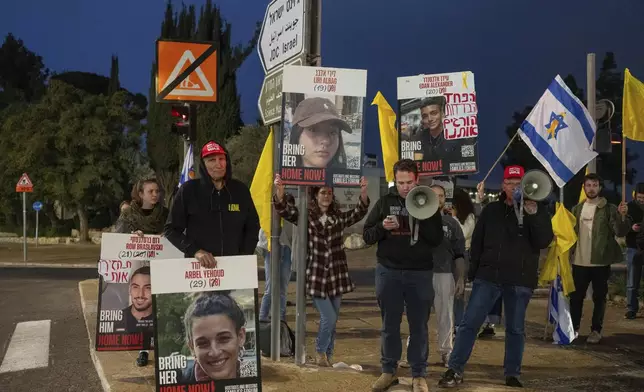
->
xmin=274 ymin=194 xmax=370 ymax=298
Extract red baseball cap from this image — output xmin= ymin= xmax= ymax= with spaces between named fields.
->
xmin=201 ymin=141 xmax=226 ymax=158
xmin=504 ymin=165 xmax=525 ymax=180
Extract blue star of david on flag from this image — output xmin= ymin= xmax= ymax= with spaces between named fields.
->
xmin=545 ymin=112 xmax=568 ymax=140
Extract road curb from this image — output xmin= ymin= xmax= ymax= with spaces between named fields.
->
xmin=1 ymin=262 xmax=95 ymax=269
xmin=78 ymin=280 xmax=111 ymax=392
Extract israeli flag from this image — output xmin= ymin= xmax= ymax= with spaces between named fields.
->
xmin=178 ymin=144 xmax=194 ymax=187
xmin=549 ymin=275 xmax=577 ymax=345
xmin=517 ymin=75 xmax=597 ymax=187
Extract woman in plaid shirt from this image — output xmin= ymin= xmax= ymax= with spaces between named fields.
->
xmin=273 ymin=174 xmax=370 ymax=367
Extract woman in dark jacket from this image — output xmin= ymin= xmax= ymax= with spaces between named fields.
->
xmin=114 ymin=178 xmax=168 ymax=366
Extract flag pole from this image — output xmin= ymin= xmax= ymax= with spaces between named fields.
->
xmin=622 ymin=137 xmax=627 ymax=204
xmin=482 ymin=132 xmax=519 ymax=183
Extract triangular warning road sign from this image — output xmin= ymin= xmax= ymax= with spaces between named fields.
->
xmin=17 ymin=173 xmax=33 ymax=187
xmin=162 ymin=50 xmax=214 ymax=97
xmin=16 ymin=173 xmax=33 ymax=192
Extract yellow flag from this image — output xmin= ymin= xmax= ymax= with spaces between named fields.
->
xmin=578 ymin=166 xmax=589 ymax=204
xmin=371 ymin=91 xmax=399 ymax=182
xmin=539 ymin=203 xmax=577 ymax=295
xmin=250 ymin=129 xmax=274 ymax=251
xmin=623 ymin=68 xmax=644 ymax=142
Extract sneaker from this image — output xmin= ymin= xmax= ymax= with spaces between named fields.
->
xmin=372 ymin=373 xmax=399 ymax=392
xmin=625 ymin=311 xmax=636 ymax=320
xmin=478 ymin=324 xmax=495 ymax=338
xmin=441 ymin=352 xmax=450 ymax=368
xmin=316 ymin=352 xmax=331 ymax=367
xmin=505 ymin=376 xmax=523 ymax=388
xmin=136 ymin=351 xmax=148 ymax=367
xmin=438 ymin=369 xmax=463 ymax=388
xmin=398 ymin=360 xmax=410 ymax=368
xmin=587 ymin=331 xmax=602 ymax=344
xmin=412 ymin=377 xmax=429 ymax=392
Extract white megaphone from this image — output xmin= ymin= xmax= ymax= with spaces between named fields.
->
xmin=405 ymin=185 xmax=439 ymax=220
xmin=520 ymin=170 xmax=553 ymax=201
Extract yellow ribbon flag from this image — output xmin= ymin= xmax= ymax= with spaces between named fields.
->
xmin=371 ymin=91 xmax=399 ymax=182
xmin=623 ymin=68 xmax=644 ymax=142
xmin=539 ymin=203 xmax=577 ymax=295
xmin=250 ymin=128 xmax=274 ymax=251
xmin=578 ymin=166 xmax=589 ymax=204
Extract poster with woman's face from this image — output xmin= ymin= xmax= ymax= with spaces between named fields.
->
xmin=151 ymin=256 xmax=261 ymax=392
xmin=279 ymin=65 xmax=367 ymax=187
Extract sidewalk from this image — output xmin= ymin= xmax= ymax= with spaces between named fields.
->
xmin=0 ymin=242 xmax=98 ymax=268
xmin=79 ymin=261 xmax=644 ymax=392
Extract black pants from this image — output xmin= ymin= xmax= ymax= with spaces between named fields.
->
xmin=569 ymin=265 xmax=611 ymax=333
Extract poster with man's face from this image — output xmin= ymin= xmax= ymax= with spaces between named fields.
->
xmin=278 ymin=65 xmax=367 ymax=187
xmin=397 ymin=71 xmax=479 ymax=176
xmin=95 ymin=233 xmax=183 ymax=351
xmin=151 ymin=256 xmax=261 ymax=392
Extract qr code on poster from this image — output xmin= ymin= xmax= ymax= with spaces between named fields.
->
xmin=461 ymin=145 xmax=474 ymax=158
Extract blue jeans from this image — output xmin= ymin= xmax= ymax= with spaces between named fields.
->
xmin=375 ymin=263 xmax=434 ymax=378
xmin=627 ymin=248 xmax=643 ymax=313
xmin=259 ymin=246 xmax=292 ymax=321
xmin=454 ymin=250 xmax=470 ymax=328
xmin=448 ymin=279 xmax=533 ymax=377
xmin=312 ymin=295 xmax=342 ymax=360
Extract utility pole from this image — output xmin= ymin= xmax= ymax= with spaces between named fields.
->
xmin=587 ymin=53 xmax=597 ymax=173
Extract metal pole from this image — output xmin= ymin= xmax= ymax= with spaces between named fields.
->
xmin=586 ymin=53 xmax=597 ymax=173
xmin=270 ymin=126 xmax=283 ymax=361
xmin=35 ymin=210 xmax=39 ymax=248
xmin=189 ymin=104 xmax=198 ymax=179
xmin=295 ymin=0 xmax=320 ymax=366
xmin=294 ymin=186 xmax=308 ymax=365
xmin=22 ymin=193 xmax=27 ymax=262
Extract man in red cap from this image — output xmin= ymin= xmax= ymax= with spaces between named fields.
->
xmin=439 ymin=165 xmax=553 ymax=389
xmin=164 ymin=140 xmax=259 ymax=267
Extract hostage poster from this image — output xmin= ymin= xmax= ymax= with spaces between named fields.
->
xmin=279 ymin=64 xmax=367 ymax=187
xmin=397 ymin=71 xmax=479 ymax=176
xmin=95 ymin=233 xmax=183 ymax=351
xmin=151 ymin=256 xmax=261 ymax=392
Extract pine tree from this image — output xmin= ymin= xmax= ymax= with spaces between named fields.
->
xmin=108 ymin=55 xmax=120 ymax=96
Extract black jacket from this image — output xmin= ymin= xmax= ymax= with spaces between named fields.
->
xmin=626 ymin=201 xmax=643 ymax=249
xmin=363 ymin=186 xmax=444 ymax=270
xmin=469 ymin=197 xmax=554 ymax=289
xmin=164 ymin=141 xmax=260 ymax=257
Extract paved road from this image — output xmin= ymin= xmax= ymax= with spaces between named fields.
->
xmin=0 ymin=268 xmax=102 ymax=392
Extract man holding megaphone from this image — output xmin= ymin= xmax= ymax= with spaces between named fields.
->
xmin=363 ymin=159 xmax=444 ymax=392
xmin=439 ymin=165 xmax=554 ymax=389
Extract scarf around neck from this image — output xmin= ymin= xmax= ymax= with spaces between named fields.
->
xmin=122 ymin=202 xmax=166 ymax=234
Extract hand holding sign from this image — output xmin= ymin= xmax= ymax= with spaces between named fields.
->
xmin=360 ymin=176 xmax=368 ymax=204
xmin=274 ymin=174 xmax=285 ymax=202
xmin=195 ymin=250 xmax=217 ymax=268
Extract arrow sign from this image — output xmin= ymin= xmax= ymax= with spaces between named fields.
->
xmin=33 ymin=201 xmax=43 ymax=211
xmin=258 ymin=56 xmax=304 ymax=125
xmin=258 ymin=0 xmax=305 ymax=74
xmin=16 ymin=173 xmax=33 ymax=193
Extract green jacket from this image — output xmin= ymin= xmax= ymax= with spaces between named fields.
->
xmin=570 ymin=198 xmax=630 ymax=265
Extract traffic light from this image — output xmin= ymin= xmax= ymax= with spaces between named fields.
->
xmin=170 ymin=103 xmax=191 ymax=139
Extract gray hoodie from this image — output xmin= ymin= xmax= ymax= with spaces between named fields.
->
xmin=432 ymin=214 xmax=466 ymax=273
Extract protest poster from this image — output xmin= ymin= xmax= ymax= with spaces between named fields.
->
xmin=95 ymin=233 xmax=183 ymax=351
xmin=397 ymin=71 xmax=479 ymax=176
xmin=279 ymin=64 xmax=367 ymax=187
xmin=151 ymin=256 xmax=261 ymax=392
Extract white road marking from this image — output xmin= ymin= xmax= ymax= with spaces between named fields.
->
xmin=0 ymin=320 xmax=51 ymax=373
